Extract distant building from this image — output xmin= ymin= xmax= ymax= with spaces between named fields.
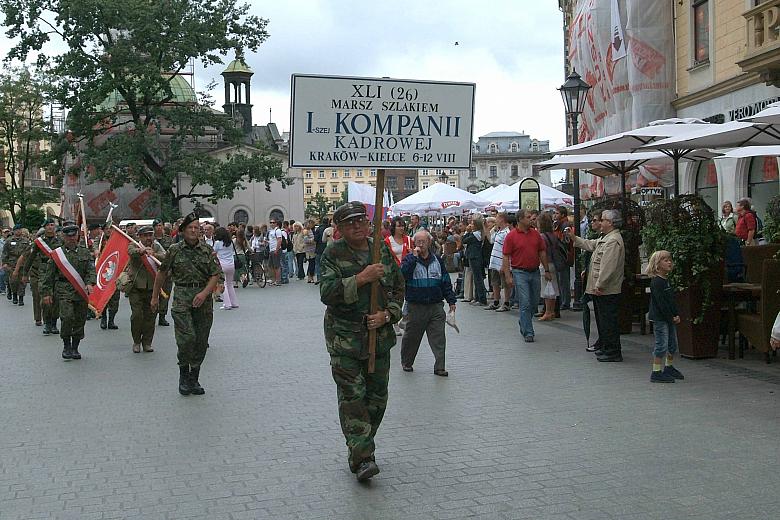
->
xmin=417 ymin=168 xmax=465 ymax=192
xmin=463 ymin=132 xmax=553 ymax=193
xmin=302 ymin=167 xmax=377 ymax=213
xmin=384 ymin=169 xmax=418 ymax=202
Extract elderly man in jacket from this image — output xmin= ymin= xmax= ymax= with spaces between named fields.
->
xmin=400 ymin=230 xmax=457 ymax=376
xmin=569 ymin=209 xmax=625 ymax=362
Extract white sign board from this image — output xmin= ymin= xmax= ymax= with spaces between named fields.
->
xmin=289 ymin=74 xmax=475 ymax=169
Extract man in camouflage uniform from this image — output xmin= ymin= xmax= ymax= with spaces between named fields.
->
xmin=99 ymin=225 xmax=120 ymax=330
xmin=153 ymin=218 xmax=173 ymax=326
xmin=2 ymin=224 xmax=31 ymax=305
xmin=152 ymin=213 xmax=221 ymax=396
xmin=320 ymin=201 xmax=404 ymax=482
xmin=127 ymin=226 xmax=166 ymax=353
xmin=21 ymin=219 xmax=63 ymax=333
xmin=41 ymin=224 xmax=97 ymax=360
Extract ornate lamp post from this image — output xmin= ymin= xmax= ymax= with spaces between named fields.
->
xmin=558 ymin=69 xmax=591 ymax=311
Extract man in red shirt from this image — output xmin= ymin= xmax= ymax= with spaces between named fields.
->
xmin=502 ymin=210 xmax=552 ymax=343
xmin=735 ymin=198 xmax=757 ymax=245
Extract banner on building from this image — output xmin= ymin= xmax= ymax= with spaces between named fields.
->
xmin=90 ymin=230 xmax=131 ymax=315
xmin=289 ymin=74 xmax=475 ymax=169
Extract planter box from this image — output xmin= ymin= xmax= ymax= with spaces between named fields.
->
xmin=675 ymin=268 xmax=723 ymax=359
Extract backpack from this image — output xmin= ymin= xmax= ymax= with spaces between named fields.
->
xmin=751 ymin=210 xmax=764 ymax=238
xmin=281 ymin=231 xmax=292 ymax=252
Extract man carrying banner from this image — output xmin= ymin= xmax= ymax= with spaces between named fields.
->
xmin=152 ymin=218 xmax=173 ymax=326
xmin=151 ymin=213 xmax=221 ymax=396
xmin=21 ymin=219 xmax=62 ymax=334
xmin=41 ymin=224 xmax=96 ymax=361
xmin=127 ymin=226 xmax=166 ymax=353
xmin=99 ymin=225 xmax=121 ymax=331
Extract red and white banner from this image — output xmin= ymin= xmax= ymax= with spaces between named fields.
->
xmin=141 ymin=254 xmax=158 ymax=277
xmin=51 ymin=247 xmax=89 ymax=301
xmin=89 ymin=230 xmax=131 ymax=314
xmin=34 ymin=237 xmax=54 ymax=258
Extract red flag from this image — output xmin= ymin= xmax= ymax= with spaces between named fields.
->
xmin=90 ymin=231 xmax=131 ymax=314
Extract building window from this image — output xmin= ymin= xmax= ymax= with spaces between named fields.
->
xmin=748 ymin=156 xmax=779 ymax=220
xmin=331 ymin=170 xmax=338 ymax=178
xmin=489 ymin=143 xmax=498 ymax=154
xmin=370 ymin=170 xmax=376 ymax=177
xmin=305 ymin=186 xmax=312 ymax=194
xmin=694 ymin=160 xmax=718 ymax=213
xmin=356 ymin=169 xmax=363 ymax=177
xmin=343 ymin=170 xmax=350 ymax=177
xmin=489 ymin=165 xmax=497 ymax=178
xmin=422 ymin=181 xmax=429 ymax=189
xmin=435 ymin=169 xmax=443 ymax=175
xmin=511 ymin=165 xmax=519 ymax=177
xmin=449 ymin=169 xmax=455 ymax=174
xmin=318 ymin=170 xmax=325 ymax=178
xmin=305 ymin=170 xmax=312 ymax=179
xmin=421 ymin=169 xmax=428 ymax=175
xmin=332 ymin=185 xmax=339 ymax=193
xmin=693 ymin=0 xmax=709 ymax=64
xmin=404 ymin=176 xmax=415 ymax=190
xmin=233 ymin=209 xmax=249 ymax=224
xmin=387 ymin=177 xmax=397 ymax=189
xmin=531 ymin=140 xmax=539 ymax=152
xmin=510 ymin=143 xmax=518 ymax=153
xmin=318 ymin=186 xmax=325 ymax=194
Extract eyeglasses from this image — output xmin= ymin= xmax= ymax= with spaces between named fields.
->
xmin=341 ymin=217 xmax=367 ymax=226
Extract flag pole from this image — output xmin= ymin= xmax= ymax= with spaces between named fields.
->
xmin=96 ymin=202 xmax=118 ymax=257
xmin=76 ymin=192 xmax=88 ymax=248
xmin=367 ymin=168 xmax=386 ymax=374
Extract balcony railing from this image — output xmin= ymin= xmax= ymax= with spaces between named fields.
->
xmin=739 ymin=0 xmax=780 ymax=85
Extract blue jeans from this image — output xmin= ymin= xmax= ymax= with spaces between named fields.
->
xmin=512 ymin=269 xmax=540 ymax=338
xmin=286 ymin=251 xmax=296 ymax=277
xmin=0 ymin=268 xmax=6 ymax=292
xmin=653 ymin=320 xmax=678 ymax=358
xmin=280 ymin=252 xmax=289 ymax=283
xmin=315 ymin=253 xmax=323 ymax=281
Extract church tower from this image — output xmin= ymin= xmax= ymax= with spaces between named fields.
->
xmin=221 ymin=53 xmax=254 ymax=134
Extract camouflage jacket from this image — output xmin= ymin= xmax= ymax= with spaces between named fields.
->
xmin=320 ymin=238 xmax=405 ymax=359
xmin=23 ymin=234 xmax=63 ymax=279
xmin=128 ymin=241 xmax=166 ymax=290
xmin=40 ymin=244 xmax=97 ymax=301
xmin=2 ymin=236 xmax=31 ymax=269
xmin=155 ymin=234 xmax=173 ymax=251
xmin=158 ymin=239 xmax=221 ymax=288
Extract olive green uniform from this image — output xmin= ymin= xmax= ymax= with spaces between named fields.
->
xmin=23 ymin=235 xmax=63 ymax=329
xmin=319 ymin=238 xmax=404 ymax=473
xmin=40 ymin=244 xmax=97 ymax=341
xmin=2 ymin=236 xmax=30 ymax=302
xmin=157 ymin=240 xmax=221 ymax=367
xmin=127 ymin=241 xmax=166 ymax=348
xmin=154 ymin=234 xmax=174 ymax=320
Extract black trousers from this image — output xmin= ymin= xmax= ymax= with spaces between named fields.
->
xmin=295 ymin=253 xmax=307 ymax=279
xmin=593 ymin=293 xmax=621 ymax=355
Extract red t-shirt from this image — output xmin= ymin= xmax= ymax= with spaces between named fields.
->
xmin=736 ymin=211 xmax=757 ymax=240
xmin=502 ymin=227 xmax=546 ymax=270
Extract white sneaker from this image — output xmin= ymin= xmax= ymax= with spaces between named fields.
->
xmin=220 ymin=305 xmax=232 ymax=310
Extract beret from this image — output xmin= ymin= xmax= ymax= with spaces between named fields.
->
xmin=178 ymin=212 xmax=198 ymax=232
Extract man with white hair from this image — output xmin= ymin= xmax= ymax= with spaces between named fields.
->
xmin=570 ymin=209 xmax=625 ymax=362
xmin=400 ymin=230 xmax=457 ymax=376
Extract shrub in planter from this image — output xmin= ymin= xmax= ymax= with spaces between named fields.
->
xmin=763 ymin=194 xmax=780 ymax=244
xmin=642 ymin=195 xmax=724 ymax=358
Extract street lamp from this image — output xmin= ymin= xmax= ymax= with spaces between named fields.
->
xmin=558 ymin=69 xmax=591 ymax=311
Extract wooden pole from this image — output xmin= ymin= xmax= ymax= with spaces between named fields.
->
xmin=367 ymin=168 xmax=386 ymax=374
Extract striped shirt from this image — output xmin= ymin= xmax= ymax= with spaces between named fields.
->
xmin=489 ymin=226 xmax=510 ymax=270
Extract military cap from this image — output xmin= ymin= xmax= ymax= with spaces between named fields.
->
xmin=179 ymin=212 xmax=198 ymax=232
xmin=88 ymin=223 xmax=102 ymax=231
xmin=333 ymin=201 xmax=367 ymax=224
xmin=43 ymin=218 xmax=56 ymax=226
xmin=152 ymin=218 xmax=162 ymax=226
xmin=62 ymin=224 xmax=79 ymax=236
xmin=138 ymin=225 xmax=154 ymax=235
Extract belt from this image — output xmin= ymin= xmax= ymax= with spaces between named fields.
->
xmin=176 ymin=282 xmax=206 ymax=289
xmin=512 ymin=267 xmax=538 ymax=273
xmin=326 ymin=310 xmax=366 ymax=324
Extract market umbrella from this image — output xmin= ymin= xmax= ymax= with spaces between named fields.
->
xmin=717 ymin=145 xmax=780 ymax=158
xmin=477 ymin=184 xmax=508 ymax=200
xmin=742 ymin=101 xmax=780 ymax=125
xmin=390 ymin=182 xmax=491 ymax=215
xmin=488 ymin=181 xmax=574 ymax=211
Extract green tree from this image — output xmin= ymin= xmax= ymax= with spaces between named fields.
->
xmin=305 ymin=193 xmax=331 ymax=220
xmin=0 ymin=68 xmax=58 ymax=224
xmin=1 ymin=0 xmax=289 ymax=219
xmin=337 ymin=189 xmax=349 ymax=207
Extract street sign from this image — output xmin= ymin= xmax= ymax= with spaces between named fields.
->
xmin=289 ymin=74 xmax=475 ymax=169
xmin=518 ymin=177 xmax=541 ymax=212
xmin=639 ymin=187 xmax=664 ymax=197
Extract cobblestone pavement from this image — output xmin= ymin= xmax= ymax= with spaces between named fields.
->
xmin=1 ymin=280 xmax=779 ymax=520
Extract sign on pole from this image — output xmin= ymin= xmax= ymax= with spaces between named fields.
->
xmin=289 ymin=74 xmax=475 ymax=169
xmin=518 ymin=177 xmax=541 ymax=212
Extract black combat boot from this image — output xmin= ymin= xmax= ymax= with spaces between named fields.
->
xmin=70 ymin=338 xmax=82 ymax=360
xmin=12 ymin=293 xmax=18 ymax=304
xmin=6 ymin=290 xmax=11 ymax=301
xmin=17 ymin=294 xmax=24 ymax=306
xmin=158 ymin=315 xmax=170 ymax=326
xmin=100 ymin=313 xmax=107 ymax=329
xmin=62 ymin=337 xmax=72 ymax=360
xmin=50 ymin=320 xmax=59 ymax=335
xmin=43 ymin=320 xmax=51 ymax=335
xmin=189 ymin=366 xmax=205 ymax=395
xmin=178 ymin=365 xmax=191 ymax=395
xmin=107 ymin=311 xmax=118 ymax=330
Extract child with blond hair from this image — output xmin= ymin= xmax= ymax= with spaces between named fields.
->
xmin=646 ymin=250 xmax=684 ymax=383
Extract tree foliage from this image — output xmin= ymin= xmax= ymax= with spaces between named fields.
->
xmin=1 ymin=0 xmax=290 ymax=219
xmin=305 ymin=193 xmax=331 ymax=221
xmin=0 ymin=68 xmax=58 ymax=223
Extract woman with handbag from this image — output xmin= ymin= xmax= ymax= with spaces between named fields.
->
xmin=213 ymin=227 xmax=238 ymax=310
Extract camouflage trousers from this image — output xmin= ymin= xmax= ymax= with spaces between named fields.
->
xmin=330 ymin=352 xmax=391 ymax=473
xmin=171 ymin=287 xmax=213 ymax=367
xmin=128 ymin=288 xmax=155 ymax=347
xmin=9 ymin=274 xmax=25 ymax=297
xmin=158 ymin=277 xmax=173 ymax=317
xmin=105 ymin=290 xmax=120 ymax=314
xmin=58 ymin=296 xmax=88 ymax=340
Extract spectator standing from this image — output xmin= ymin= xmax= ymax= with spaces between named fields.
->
xmin=233 ymin=228 xmax=249 ymax=288
xmin=292 ymin=222 xmax=307 ymax=280
xmin=384 ymin=217 xmax=412 ymax=266
xmin=284 ymin=221 xmax=296 ymax=279
xmin=570 ymin=210 xmax=626 ymax=362
xmin=203 ymin=223 xmax=215 ymax=247
xmin=462 ymin=215 xmax=487 ymax=306
xmin=646 ymin=250 xmax=684 ymax=383
xmin=719 ymin=201 xmax=737 ymax=235
xmin=408 ymin=214 xmax=425 ymax=236
xmin=486 ymin=213 xmax=512 ymax=312
xmin=502 ymin=209 xmax=551 ymax=343
xmin=582 ymin=212 xmax=604 ymax=352
xmin=0 ymin=229 xmax=7 ymax=294
xmin=553 ymin=206 xmax=573 ymax=312
xmin=314 ymin=218 xmax=329 ymax=284
xmin=400 ymin=230 xmax=457 ymax=376
xmin=537 ymin=212 xmax=563 ymax=321
xmin=278 ymin=222 xmax=290 ymax=284
xmin=267 ymin=219 xmax=283 ymax=286
xmin=735 ymin=198 xmax=757 ymax=245
xmin=303 ymin=220 xmax=317 ymax=282
xmin=213 ymin=227 xmax=238 ymax=309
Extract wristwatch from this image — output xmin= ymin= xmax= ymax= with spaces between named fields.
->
xmin=385 ymin=311 xmax=391 ymax=323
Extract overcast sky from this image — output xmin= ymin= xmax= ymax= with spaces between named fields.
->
xmin=1 ymin=1 xmax=567 ymax=149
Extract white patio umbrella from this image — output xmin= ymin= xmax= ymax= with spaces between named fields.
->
xmin=488 ymin=181 xmax=574 ymax=211
xmin=390 ymin=182 xmax=491 ymax=215
xmin=742 ymin=101 xmax=780 ymax=125
xmin=717 ymin=146 xmax=780 ymax=159
xmin=476 ymin=184 xmax=508 ymax=200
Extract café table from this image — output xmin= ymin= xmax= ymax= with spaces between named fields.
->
xmin=721 ymin=282 xmax=762 ymax=360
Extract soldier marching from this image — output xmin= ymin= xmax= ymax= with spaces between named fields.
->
xmin=19 ymin=219 xmax=63 ymax=333
xmin=2 ymin=224 xmax=31 ymax=305
xmin=127 ymin=226 xmax=166 ymax=353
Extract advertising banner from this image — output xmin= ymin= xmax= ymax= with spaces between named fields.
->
xmin=290 ymin=74 xmax=475 ymax=169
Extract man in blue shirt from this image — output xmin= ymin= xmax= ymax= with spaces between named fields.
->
xmin=400 ymin=230 xmax=457 ymax=376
